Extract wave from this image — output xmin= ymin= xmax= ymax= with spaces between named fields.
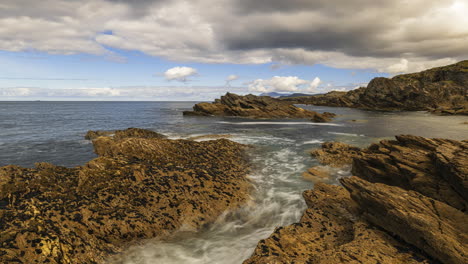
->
xmin=328 ymin=132 xmax=365 ymax=137
xmin=302 ymin=139 xmax=324 ymax=144
xmin=218 ymin=121 xmax=343 ymax=127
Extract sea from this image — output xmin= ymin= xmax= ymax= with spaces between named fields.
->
xmin=1 ymin=101 xmax=467 ymax=264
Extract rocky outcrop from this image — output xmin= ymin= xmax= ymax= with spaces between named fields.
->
xmin=244 ymin=135 xmax=468 ymax=264
xmin=183 ymin=92 xmax=336 ymax=122
xmin=310 ymin=142 xmax=363 ymax=167
xmin=282 ymin=60 xmax=468 ymax=115
xmin=0 ymin=128 xmax=251 ymax=264
xmin=342 ymin=177 xmax=468 ymax=264
xmin=244 ymin=181 xmax=437 ymax=264
xmin=84 ymin=127 xmax=166 ymax=140
xmin=351 ymin=135 xmax=467 ymax=211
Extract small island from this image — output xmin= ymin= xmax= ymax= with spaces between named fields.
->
xmin=183 ymin=92 xmax=336 ymax=122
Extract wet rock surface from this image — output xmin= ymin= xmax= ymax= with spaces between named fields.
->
xmin=244 ymin=182 xmax=437 ymax=264
xmin=282 ymin=60 xmax=468 ymax=115
xmin=244 ymin=135 xmax=467 ymax=264
xmin=0 ymin=128 xmax=251 ymax=264
xmin=183 ymin=92 xmax=336 ymax=121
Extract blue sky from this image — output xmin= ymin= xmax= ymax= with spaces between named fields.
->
xmin=0 ymin=49 xmax=387 ymax=100
xmin=0 ymin=0 xmax=466 ymax=100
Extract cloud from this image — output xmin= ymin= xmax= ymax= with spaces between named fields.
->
xmin=0 ymin=0 xmax=467 ymax=73
xmin=0 ymin=85 xmax=249 ymax=100
xmin=164 ymin=66 xmax=198 ymax=82
xmin=225 ymin=74 xmax=239 ymax=86
xmin=248 ymin=76 xmax=321 ymax=93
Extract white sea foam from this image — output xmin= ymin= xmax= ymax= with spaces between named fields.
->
xmin=328 ymin=131 xmax=365 ymax=137
xmin=218 ymin=121 xmax=343 ymax=127
xmin=302 ymin=139 xmax=324 ymax=144
xmin=115 ymin=137 xmax=315 ymax=264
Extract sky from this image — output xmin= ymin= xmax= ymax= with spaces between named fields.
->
xmin=0 ymin=0 xmax=467 ymax=101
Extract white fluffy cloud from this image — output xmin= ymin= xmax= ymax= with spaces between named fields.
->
xmin=0 ymin=0 xmax=467 ymax=73
xmin=248 ymin=76 xmax=321 ymax=93
xmin=225 ymin=74 xmax=239 ymax=86
xmin=164 ymin=66 xmax=198 ymax=82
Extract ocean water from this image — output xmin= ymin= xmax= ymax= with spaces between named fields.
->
xmin=0 ymin=101 xmax=467 ymax=264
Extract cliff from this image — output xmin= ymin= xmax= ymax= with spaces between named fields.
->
xmin=282 ymin=61 xmax=468 ymax=115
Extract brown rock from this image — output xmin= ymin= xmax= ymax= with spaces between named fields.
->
xmin=183 ymin=92 xmax=335 ymax=121
xmin=282 ymin=60 xmax=468 ymax=115
xmin=351 ymin=135 xmax=468 ymax=211
xmin=341 ymin=176 xmax=468 ymax=264
xmin=310 ymin=141 xmax=362 ymax=167
xmin=243 ymin=182 xmax=434 ymax=264
xmin=301 ymin=166 xmax=331 ymax=183
xmin=84 ymin=127 xmax=165 ymax=140
xmin=0 ymin=128 xmax=251 ymax=264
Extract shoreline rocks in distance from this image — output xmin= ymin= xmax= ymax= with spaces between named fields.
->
xmin=244 ymin=135 xmax=467 ymax=264
xmin=281 ymin=60 xmax=468 ymax=115
xmin=0 ymin=128 xmax=252 ymax=264
xmin=183 ymin=92 xmax=336 ymax=122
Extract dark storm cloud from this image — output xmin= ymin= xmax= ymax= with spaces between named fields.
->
xmin=0 ymin=0 xmax=466 ymax=72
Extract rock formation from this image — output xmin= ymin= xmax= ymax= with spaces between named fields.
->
xmin=244 ymin=135 xmax=468 ymax=264
xmin=244 ymin=181 xmax=438 ymax=264
xmin=183 ymin=92 xmax=336 ymax=122
xmin=282 ymin=60 xmax=468 ymax=115
xmin=0 ymin=128 xmax=251 ymax=264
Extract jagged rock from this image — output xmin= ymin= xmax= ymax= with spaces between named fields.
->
xmin=245 ymin=135 xmax=467 ymax=264
xmin=310 ymin=142 xmax=363 ymax=167
xmin=84 ymin=127 xmax=165 ymax=140
xmin=351 ymin=135 xmax=467 ymax=211
xmin=183 ymin=92 xmax=336 ymax=121
xmin=341 ymin=176 xmax=468 ymax=264
xmin=301 ymin=166 xmax=331 ymax=183
xmin=243 ymin=182 xmax=435 ymax=264
xmin=0 ymin=128 xmax=251 ymax=264
xmin=282 ymin=60 xmax=468 ymax=115
xmin=84 ymin=130 xmax=114 ymax=140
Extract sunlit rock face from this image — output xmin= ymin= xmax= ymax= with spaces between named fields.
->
xmin=282 ymin=60 xmax=468 ymax=115
xmin=0 ymin=128 xmax=252 ymax=264
xmin=244 ymin=135 xmax=468 ymax=264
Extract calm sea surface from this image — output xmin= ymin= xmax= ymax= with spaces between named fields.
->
xmin=1 ymin=101 xmax=466 ymax=263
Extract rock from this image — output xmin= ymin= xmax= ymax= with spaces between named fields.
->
xmin=301 ymin=166 xmax=331 ymax=183
xmin=282 ymin=60 xmax=468 ymax=115
xmin=245 ymin=135 xmax=467 ymax=264
xmin=309 ymin=135 xmax=467 ymax=211
xmin=310 ymin=142 xmax=363 ymax=167
xmin=243 ymin=182 xmax=435 ymax=264
xmin=341 ymin=176 xmax=468 ymax=264
xmin=84 ymin=130 xmax=114 ymax=140
xmin=0 ymin=128 xmax=251 ymax=264
xmin=351 ymin=135 xmax=467 ymax=211
xmin=183 ymin=92 xmax=335 ymax=121
xmin=84 ymin=127 xmax=165 ymax=140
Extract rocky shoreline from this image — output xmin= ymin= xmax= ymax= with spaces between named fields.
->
xmin=281 ymin=60 xmax=468 ymax=115
xmin=0 ymin=128 xmax=252 ymax=264
xmin=1 ymin=126 xmax=466 ymax=264
xmin=244 ymin=135 xmax=467 ymax=264
xmin=183 ymin=92 xmax=336 ymax=122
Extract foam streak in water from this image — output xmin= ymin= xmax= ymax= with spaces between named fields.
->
xmin=218 ymin=121 xmax=343 ymax=126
